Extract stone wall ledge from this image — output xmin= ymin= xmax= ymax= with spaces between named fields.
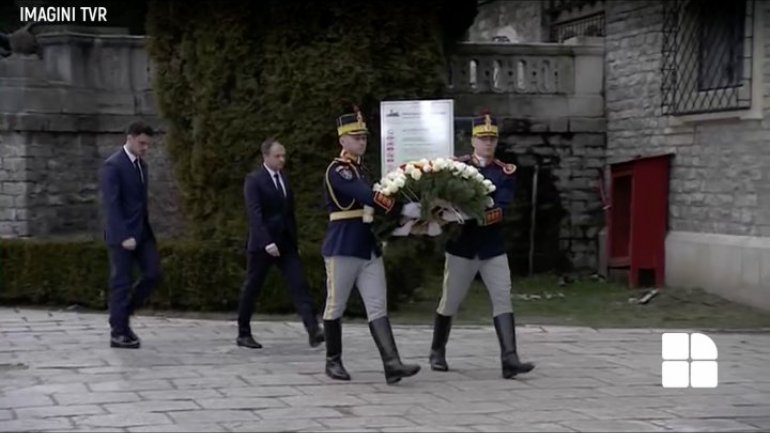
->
xmin=0 ymin=113 xmax=164 ymax=133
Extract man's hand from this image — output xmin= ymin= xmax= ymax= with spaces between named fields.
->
xmin=401 ymin=202 xmax=422 ymax=219
xmin=265 ymin=243 xmax=280 ymax=257
xmin=121 ymin=237 xmax=137 ymax=251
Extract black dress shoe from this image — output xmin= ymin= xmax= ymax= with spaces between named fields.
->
xmin=236 ymin=335 xmax=263 ymax=349
xmin=126 ymin=327 xmax=140 ymax=344
xmin=308 ymin=327 xmax=325 ymax=348
xmin=110 ymin=334 xmax=140 ymax=349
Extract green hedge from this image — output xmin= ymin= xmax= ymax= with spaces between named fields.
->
xmin=0 ymin=239 xmax=436 ymax=317
xmin=145 ymin=0 xmax=477 ymax=245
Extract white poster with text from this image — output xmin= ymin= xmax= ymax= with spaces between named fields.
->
xmin=380 ymin=99 xmax=454 ymax=176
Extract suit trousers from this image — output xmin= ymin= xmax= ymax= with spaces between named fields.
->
xmin=322 ymin=252 xmax=388 ymax=322
xmin=237 ymin=248 xmax=318 ymax=334
xmin=108 ymin=236 xmax=161 ymax=336
xmin=436 ymin=253 xmax=513 ymax=317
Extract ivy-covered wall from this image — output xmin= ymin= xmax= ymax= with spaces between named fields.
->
xmin=145 ymin=0 xmax=477 ymax=248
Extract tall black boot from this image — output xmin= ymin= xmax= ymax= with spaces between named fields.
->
xmin=493 ymin=313 xmax=535 ymax=379
xmin=324 ymin=319 xmax=350 ymax=381
xmin=369 ymin=317 xmax=421 ymax=384
xmin=429 ymin=313 xmax=452 ymax=371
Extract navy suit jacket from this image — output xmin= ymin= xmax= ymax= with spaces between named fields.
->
xmin=99 ymin=148 xmax=153 ymax=247
xmin=321 ymin=154 xmax=396 ymax=259
xmin=244 ymin=166 xmax=298 ymax=254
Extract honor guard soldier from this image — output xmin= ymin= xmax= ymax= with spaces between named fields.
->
xmin=429 ymin=111 xmax=535 ymax=379
xmin=321 ymin=105 xmax=421 ymax=384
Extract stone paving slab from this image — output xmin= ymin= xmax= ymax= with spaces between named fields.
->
xmin=1 ymin=307 xmax=769 ymax=432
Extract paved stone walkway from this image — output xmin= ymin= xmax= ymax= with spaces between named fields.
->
xmin=1 ymin=307 xmax=769 ymax=432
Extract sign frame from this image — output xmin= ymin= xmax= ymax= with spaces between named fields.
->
xmin=379 ymin=99 xmax=455 ymax=176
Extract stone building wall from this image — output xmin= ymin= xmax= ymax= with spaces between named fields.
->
xmin=605 ymin=0 xmax=770 ymax=237
xmin=466 ymin=0 xmax=544 ymax=43
xmin=448 ymin=42 xmax=605 ymax=271
xmin=604 ymin=0 xmax=770 ymax=309
xmin=0 ymin=29 xmax=183 ymax=240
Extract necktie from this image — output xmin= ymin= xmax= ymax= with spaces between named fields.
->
xmin=274 ymin=173 xmax=285 ymax=197
xmin=134 ymin=159 xmax=144 ymax=184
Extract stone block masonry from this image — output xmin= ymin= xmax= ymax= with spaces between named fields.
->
xmin=0 ymin=28 xmax=183 ymax=240
xmin=605 ymin=0 xmax=770 ymax=238
xmin=449 ymin=41 xmax=606 ymax=273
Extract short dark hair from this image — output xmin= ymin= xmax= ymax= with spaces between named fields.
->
xmin=261 ymin=137 xmax=281 ymax=156
xmin=126 ymin=121 xmax=155 ymax=137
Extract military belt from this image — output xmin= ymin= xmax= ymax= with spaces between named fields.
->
xmin=329 ymin=209 xmax=365 ymax=221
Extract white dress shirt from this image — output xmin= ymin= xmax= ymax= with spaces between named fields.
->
xmin=124 ymin=144 xmax=144 ymax=183
xmin=264 ymin=164 xmax=286 ymax=196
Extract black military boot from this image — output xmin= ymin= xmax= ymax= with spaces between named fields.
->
xmin=429 ymin=313 xmax=452 ymax=371
xmin=493 ymin=313 xmax=535 ymax=379
xmin=369 ymin=317 xmax=421 ymax=384
xmin=324 ymin=319 xmax=350 ymax=381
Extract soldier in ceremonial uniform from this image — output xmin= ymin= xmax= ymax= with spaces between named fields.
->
xmin=428 ymin=111 xmax=535 ymax=379
xmin=321 ymin=105 xmax=422 ymax=384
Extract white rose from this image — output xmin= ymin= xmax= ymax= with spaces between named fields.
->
xmin=486 ymin=197 xmax=494 ymax=208
xmin=422 ymin=164 xmax=433 ymax=173
xmin=482 ymin=179 xmax=493 ymax=188
xmin=452 ymin=161 xmax=464 ymax=172
xmin=437 ymin=158 xmax=452 ymax=171
xmin=394 ymin=177 xmax=406 ymax=188
xmin=466 ymin=165 xmax=479 ymax=175
xmin=405 ymin=164 xmax=416 ymax=173
xmin=487 ymin=184 xmax=497 ymax=193
xmin=384 ymin=184 xmax=398 ymax=195
xmin=373 ymin=182 xmax=382 ymax=192
xmin=410 ymin=169 xmax=422 ymax=181
xmin=461 ymin=170 xmax=471 ymax=179
xmin=474 ymin=173 xmax=484 ymax=182
xmin=419 ymin=158 xmax=429 ymax=166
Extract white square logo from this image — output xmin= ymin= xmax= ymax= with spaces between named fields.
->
xmin=661 ymin=361 xmax=689 ymax=388
xmin=661 ymin=333 xmax=718 ymax=388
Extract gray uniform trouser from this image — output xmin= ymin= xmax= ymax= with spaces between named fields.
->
xmin=323 ymin=252 xmax=388 ymax=321
xmin=436 ymin=252 xmax=513 ymax=317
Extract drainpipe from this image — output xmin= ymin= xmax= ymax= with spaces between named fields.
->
xmin=529 ymin=163 xmax=540 ymax=276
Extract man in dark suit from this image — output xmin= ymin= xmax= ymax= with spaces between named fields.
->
xmin=99 ymin=121 xmax=162 ymax=349
xmin=236 ymin=138 xmax=325 ymax=349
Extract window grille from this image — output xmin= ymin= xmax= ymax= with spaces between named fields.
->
xmin=661 ymin=0 xmax=754 ymax=115
xmin=550 ymin=12 xmax=606 ymax=42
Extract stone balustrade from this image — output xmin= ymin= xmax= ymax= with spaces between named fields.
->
xmin=447 ymin=42 xmax=604 ymax=118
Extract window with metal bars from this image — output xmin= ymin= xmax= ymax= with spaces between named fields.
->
xmin=550 ymin=12 xmax=606 ymax=42
xmin=661 ymin=0 xmax=754 ymax=115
